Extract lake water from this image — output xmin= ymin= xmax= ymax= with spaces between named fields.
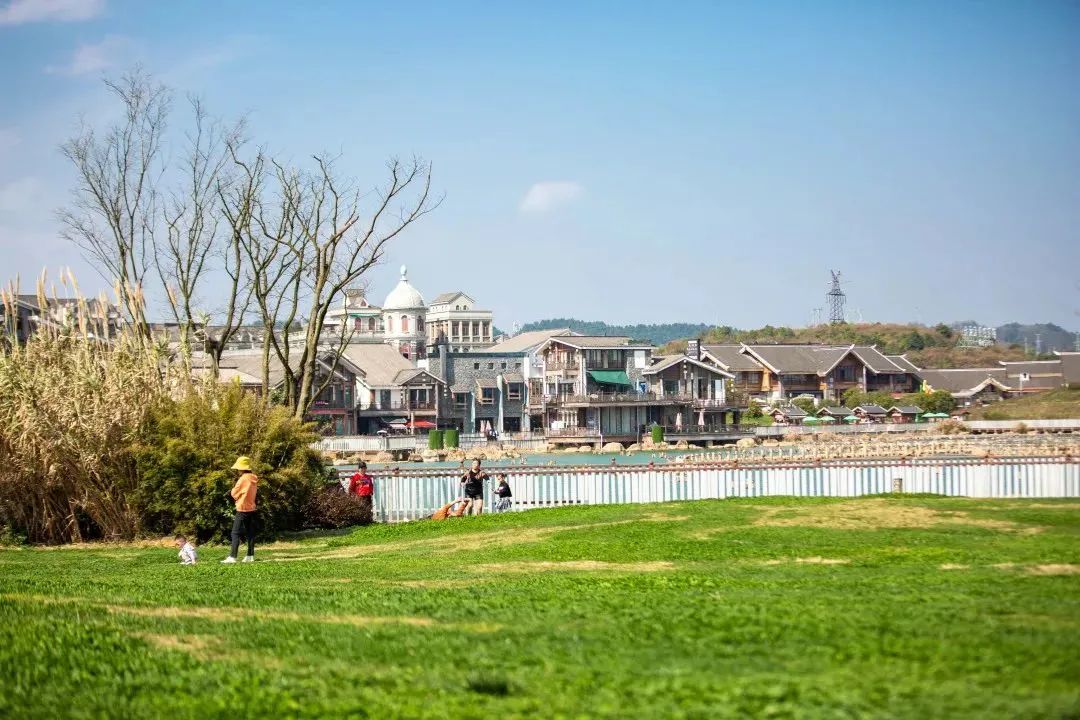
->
xmin=337 ymin=450 xmax=705 ymax=472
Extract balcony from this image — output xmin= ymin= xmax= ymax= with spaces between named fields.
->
xmin=545 ymin=360 xmax=579 ymax=371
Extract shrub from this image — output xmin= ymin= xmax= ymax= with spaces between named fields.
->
xmin=305 ymin=484 xmax=373 ymax=528
xmin=937 ymin=419 xmax=968 ymax=435
xmin=428 ymin=430 xmax=444 ymax=450
xmin=444 ymin=428 xmax=459 ymax=448
xmin=132 ymin=384 xmax=326 ymax=543
xmin=744 ymin=404 xmax=764 ymax=420
xmin=651 ymin=425 xmax=664 ymax=443
xmin=1014 ymin=422 xmax=1030 ymax=435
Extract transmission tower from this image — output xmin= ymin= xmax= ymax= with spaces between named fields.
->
xmin=826 ymin=270 xmax=847 ymax=324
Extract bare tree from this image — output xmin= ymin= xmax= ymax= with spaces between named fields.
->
xmin=232 ymin=149 xmax=439 ymax=419
xmin=156 ymin=97 xmax=250 ymax=375
xmin=59 ymin=69 xmax=170 ymax=337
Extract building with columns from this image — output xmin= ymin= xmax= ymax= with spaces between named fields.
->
xmin=425 ymin=291 xmax=495 ymax=353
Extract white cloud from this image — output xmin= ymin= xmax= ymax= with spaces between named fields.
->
xmin=0 ymin=0 xmax=103 ymax=25
xmin=45 ymin=35 xmax=128 ymax=76
xmin=519 ymin=181 xmax=585 ymax=214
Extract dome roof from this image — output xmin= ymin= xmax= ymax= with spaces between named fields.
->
xmin=382 ymin=265 xmax=426 ymax=310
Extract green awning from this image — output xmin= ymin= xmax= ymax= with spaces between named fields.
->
xmin=588 ymin=370 xmax=632 ymax=387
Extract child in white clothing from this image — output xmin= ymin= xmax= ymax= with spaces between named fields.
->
xmin=175 ymin=535 xmax=197 ymax=565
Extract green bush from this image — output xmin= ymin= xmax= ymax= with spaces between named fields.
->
xmin=444 ymin=428 xmax=459 ymax=448
xmin=428 ymin=430 xmax=444 ymax=450
xmin=132 ymin=384 xmax=326 ymax=543
xmin=651 ymin=425 xmax=664 ymax=443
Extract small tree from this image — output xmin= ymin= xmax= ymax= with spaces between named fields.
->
xmin=651 ymin=425 xmax=665 ymax=444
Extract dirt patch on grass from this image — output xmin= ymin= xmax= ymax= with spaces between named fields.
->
xmin=376 ymin=579 xmax=486 ymax=590
xmin=476 ymin=560 xmax=675 ymax=573
xmin=762 ymin=557 xmax=849 ymax=566
xmin=1025 ymin=564 xmax=1080 ymax=576
xmin=108 ymin=603 xmax=439 ymax=628
xmin=751 ymin=499 xmax=1043 ymax=534
xmin=940 ymin=563 xmax=970 ymax=570
xmin=136 ymin=632 xmax=222 ymax=659
xmin=270 ymin=513 xmax=691 ymax=563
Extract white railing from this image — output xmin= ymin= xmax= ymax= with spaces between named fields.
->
xmin=755 ymin=419 xmax=1080 ymax=437
xmin=368 ymin=457 xmax=1079 ymax=522
xmin=317 ymin=436 xmax=421 ymax=452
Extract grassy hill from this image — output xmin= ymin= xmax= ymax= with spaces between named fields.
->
xmin=967 ymin=387 xmax=1080 ymax=420
xmin=2 ymin=498 xmax=1078 ymax=718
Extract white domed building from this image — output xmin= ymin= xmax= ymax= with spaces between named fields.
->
xmin=381 ymin=266 xmax=427 ymax=360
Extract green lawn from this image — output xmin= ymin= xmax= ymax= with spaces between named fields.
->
xmin=2 ymin=497 xmax=1079 ymax=719
xmin=967 ymin=387 xmax=1080 ymax=420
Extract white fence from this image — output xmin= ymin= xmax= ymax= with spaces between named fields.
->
xmin=368 ymin=457 xmax=1080 ymax=523
xmin=318 ymin=436 xmax=420 ymax=453
xmin=755 ymin=419 xmax=1080 ymax=437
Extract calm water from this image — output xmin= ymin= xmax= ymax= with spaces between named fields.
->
xmin=336 ymin=450 xmax=704 ymax=472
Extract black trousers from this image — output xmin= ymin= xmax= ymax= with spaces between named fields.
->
xmin=230 ymin=511 xmax=257 ymax=558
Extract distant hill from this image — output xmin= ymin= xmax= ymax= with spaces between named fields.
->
xmin=523 ymin=318 xmax=1074 ymax=369
xmin=519 ymin=319 xmax=710 ymax=346
xmin=993 ymin=323 xmax=1076 ymax=353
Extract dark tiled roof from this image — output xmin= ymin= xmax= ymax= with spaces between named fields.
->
xmin=743 ymin=345 xmax=848 ymax=375
xmin=817 ymin=406 xmax=852 ymax=416
xmin=854 ymin=405 xmax=888 ymax=415
xmin=918 ymin=368 xmax=1008 ymax=393
xmin=700 ymin=345 xmax=766 ymax=371
xmin=889 ymin=406 xmax=923 ymax=414
xmin=885 ymin=355 xmax=922 ymax=373
xmin=851 ymin=347 xmax=905 ymax=373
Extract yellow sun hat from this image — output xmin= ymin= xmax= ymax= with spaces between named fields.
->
xmin=231 ymin=456 xmax=253 ymax=471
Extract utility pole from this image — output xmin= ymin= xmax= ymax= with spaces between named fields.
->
xmin=1035 ymin=333 xmax=1042 ymax=356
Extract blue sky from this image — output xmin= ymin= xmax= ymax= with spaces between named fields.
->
xmin=1 ymin=0 xmax=1078 ymax=330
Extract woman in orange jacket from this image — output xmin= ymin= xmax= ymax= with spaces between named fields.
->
xmin=222 ymin=456 xmax=259 ymax=564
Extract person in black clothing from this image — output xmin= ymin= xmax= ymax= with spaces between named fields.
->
xmin=494 ymin=473 xmax=512 ymax=513
xmin=460 ymin=459 xmax=489 ymax=515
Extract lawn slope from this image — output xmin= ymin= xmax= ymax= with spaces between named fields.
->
xmin=2 ymin=497 xmax=1079 ymax=719
xmin=967 ymin=387 xmax=1080 ymax=420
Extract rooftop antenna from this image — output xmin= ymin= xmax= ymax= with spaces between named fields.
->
xmin=826 ymin=270 xmax=847 ymax=324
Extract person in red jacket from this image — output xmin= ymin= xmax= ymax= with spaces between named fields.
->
xmin=349 ymin=461 xmax=374 ymax=517
xmin=348 ymin=461 xmax=374 ymax=496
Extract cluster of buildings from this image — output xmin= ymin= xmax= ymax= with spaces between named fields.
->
xmin=6 ymin=271 xmax=1079 ymax=440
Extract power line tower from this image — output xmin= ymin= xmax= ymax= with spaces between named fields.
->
xmin=826 ymin=270 xmax=847 ymax=324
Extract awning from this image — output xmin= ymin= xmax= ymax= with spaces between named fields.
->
xmin=475 ymin=377 xmax=497 ymax=389
xmin=405 ymin=420 xmax=436 ymax=429
xmin=588 ymin=370 xmax=632 ymax=387
xmin=503 ymin=372 xmax=524 ymax=383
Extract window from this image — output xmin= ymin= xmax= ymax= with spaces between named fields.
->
xmin=368 ymin=317 xmax=375 ymax=331
xmin=386 ymin=316 xmax=394 ymax=333
xmin=507 ymin=383 xmax=522 ymax=400
xmin=515 ymin=362 xmax=521 ymax=369
xmin=473 ymin=362 xmax=480 ymax=370
xmin=480 ymin=388 xmax=495 ymax=405
xmin=402 ymin=345 xmax=410 ymax=359
xmin=453 ymin=393 xmax=469 ymax=409
xmin=417 ymin=317 xmax=424 ymax=331
xmin=487 ymin=362 xmax=494 ymax=370
xmin=353 ymin=317 xmax=362 ymax=331
xmin=663 ymin=380 xmax=679 ymax=396
xmin=401 ymin=315 xmax=409 ymax=333
xmin=379 ymin=390 xmax=392 ymax=408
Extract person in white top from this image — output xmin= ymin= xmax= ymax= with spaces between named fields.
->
xmin=175 ymin=535 xmax=198 ymax=565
